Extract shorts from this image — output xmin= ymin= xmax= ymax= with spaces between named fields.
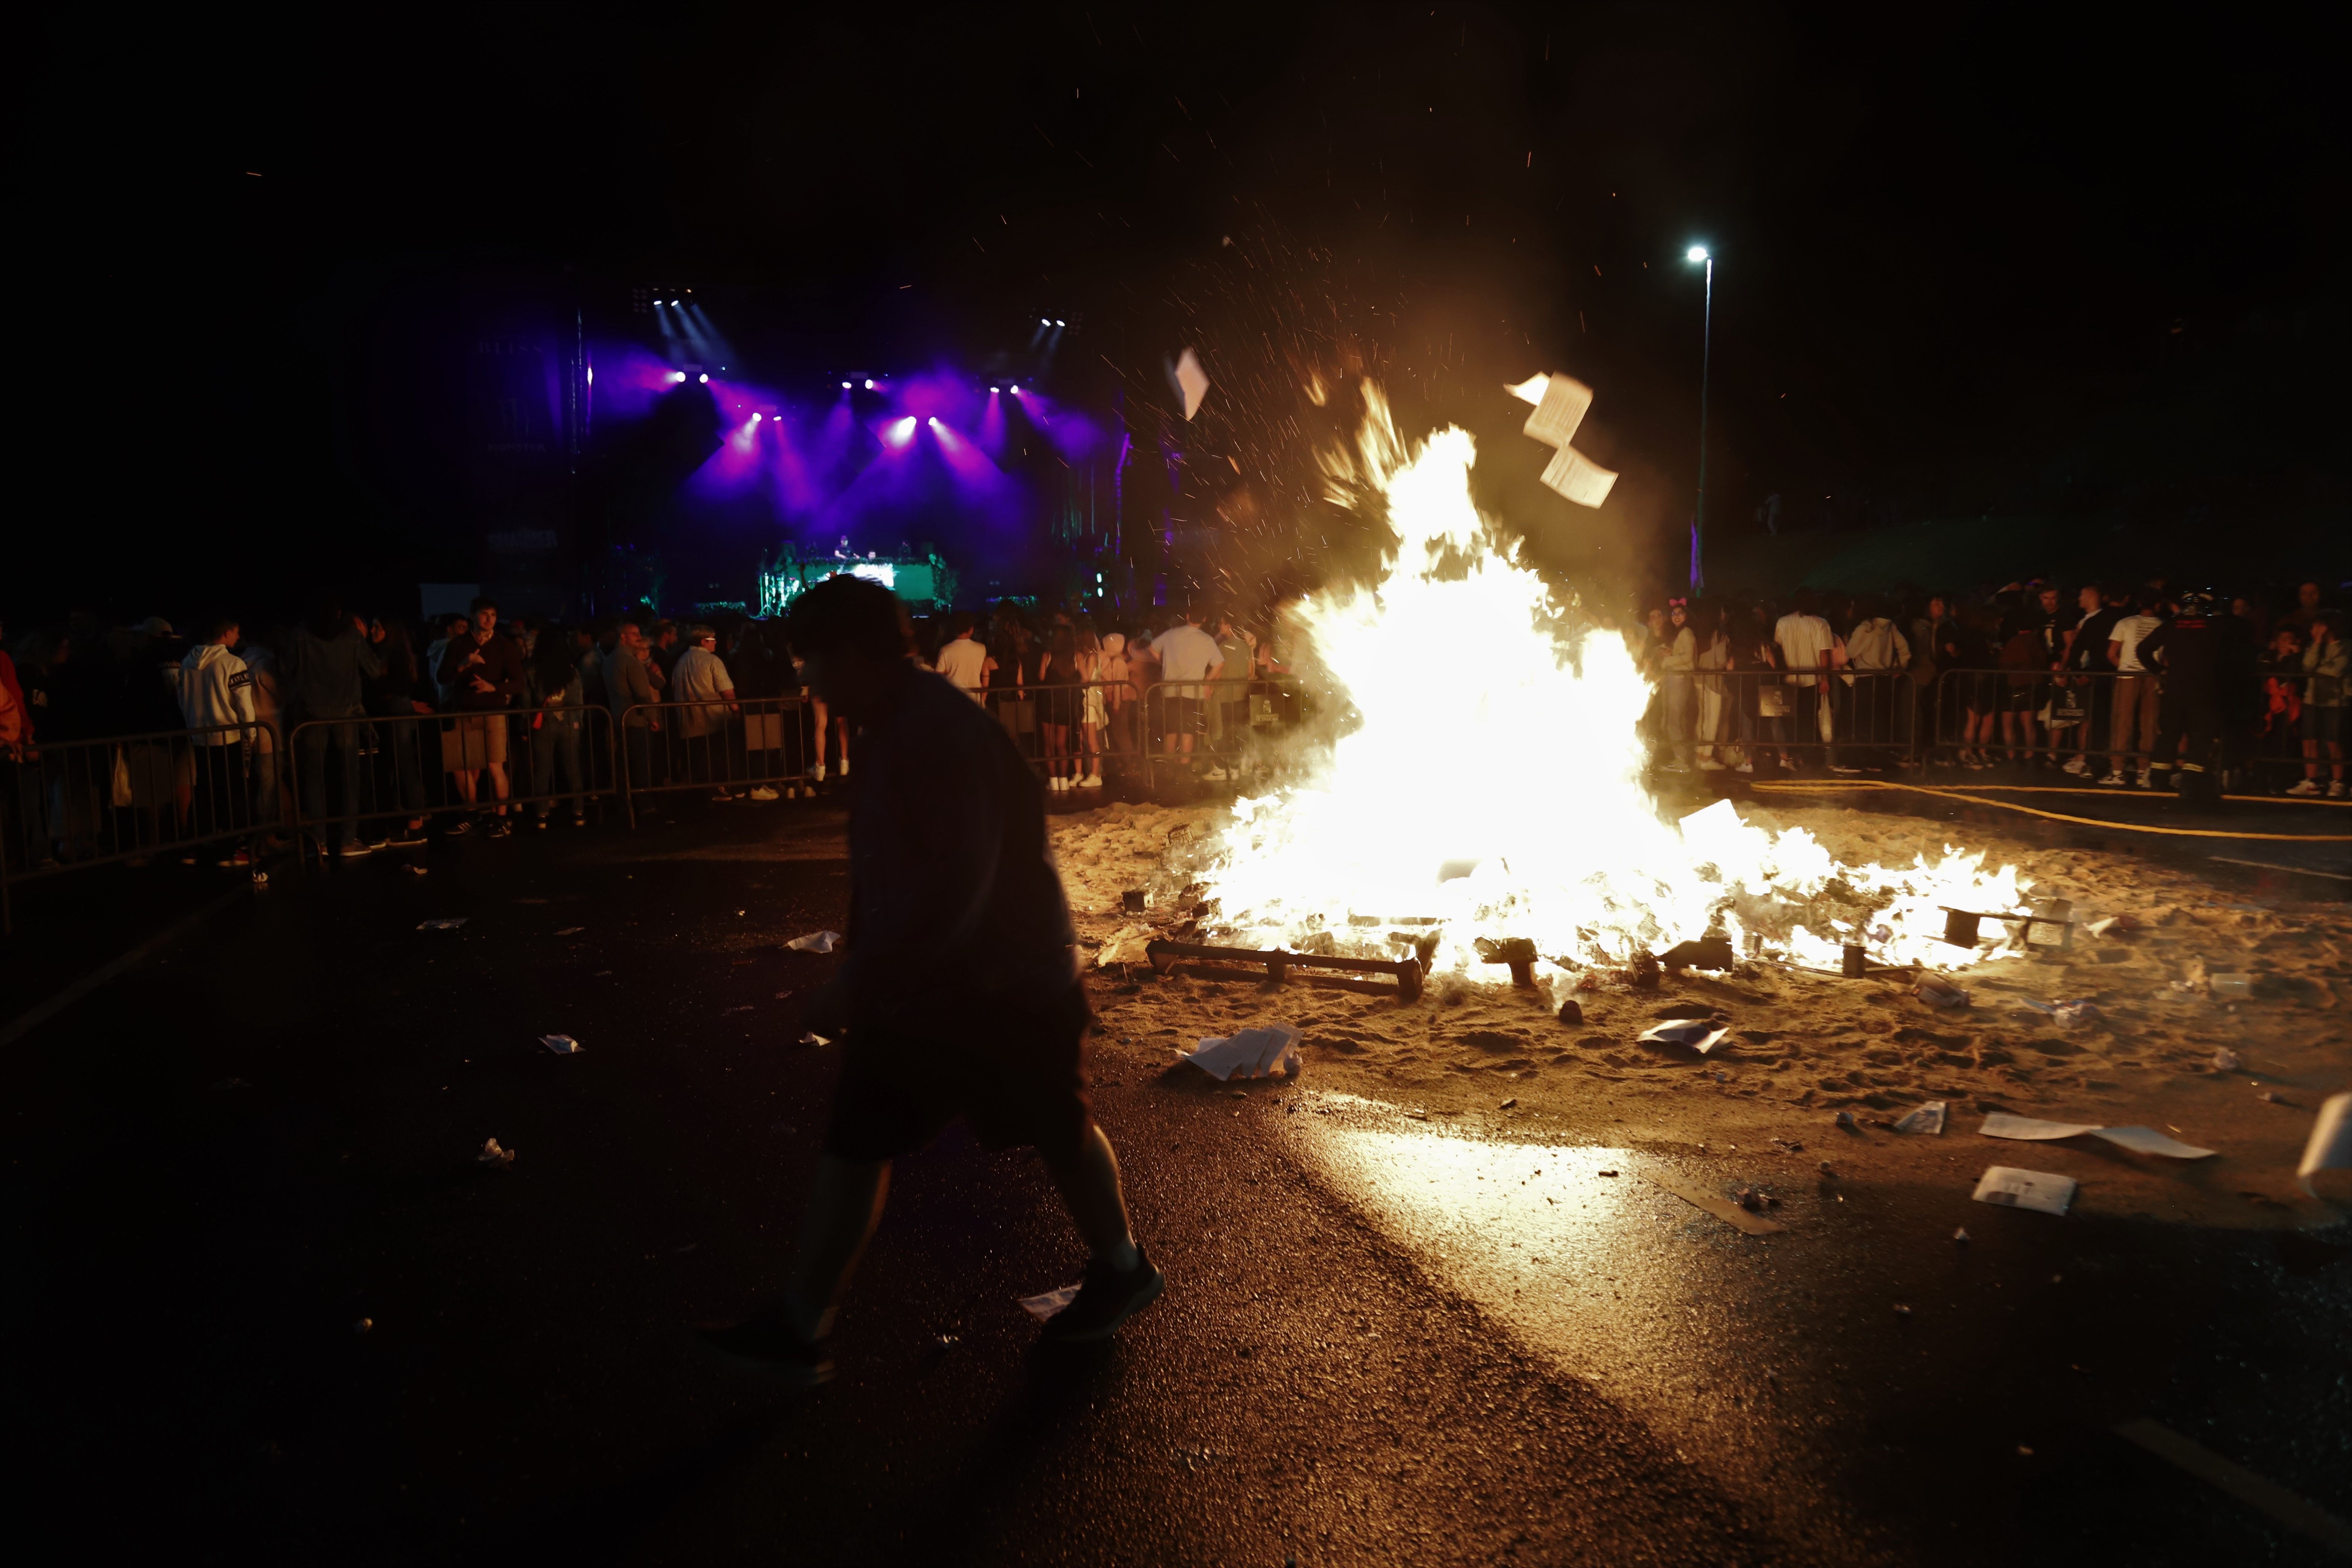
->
xmin=2310 ymin=705 xmax=2345 ymax=744
xmin=445 ymin=713 xmax=509 ymax=769
xmin=1163 ymin=695 xmax=1204 ymax=735
xmin=825 ymin=985 xmax=1093 ymax=1163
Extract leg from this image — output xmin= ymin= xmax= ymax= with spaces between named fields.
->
xmin=783 ymin=1156 xmax=892 ymax=1338
xmin=1041 ymin=1122 xmax=1139 ymax=1268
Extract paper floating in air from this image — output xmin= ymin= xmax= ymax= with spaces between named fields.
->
xmin=1181 ymin=1022 xmax=1302 ymax=1081
xmin=2301 ymin=1092 xmax=2352 ymax=1198
xmin=418 ymin=917 xmax=468 ymax=931
xmin=1979 ymin=1111 xmax=2214 ymax=1159
xmin=1635 ymin=1019 xmax=1730 ymax=1055
xmin=539 ymin=1034 xmax=583 ymax=1055
xmin=1971 ymin=1165 xmax=2075 ymax=1215
xmin=1508 ymin=372 xmax=1618 ymax=508
xmin=786 ymin=929 xmax=843 ymax=954
xmin=1171 ymin=347 xmax=1210 ymax=421
xmin=1893 ymin=1100 xmax=1948 ymax=1135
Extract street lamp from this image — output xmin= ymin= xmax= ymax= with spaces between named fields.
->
xmin=1685 ymin=244 xmax=1713 ymax=595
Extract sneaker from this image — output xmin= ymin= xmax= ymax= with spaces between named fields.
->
xmin=2097 ymin=772 xmax=2126 ymax=787
xmin=1037 ymin=1246 xmax=1166 ymax=1344
xmin=571 ymin=813 xmax=586 ymax=826
xmin=1778 ymin=756 xmax=1798 ymax=771
xmin=2062 ymin=755 xmax=2089 ymax=775
xmin=2136 ymin=771 xmax=2154 ymax=789
xmin=809 ymin=764 xmax=826 ymax=783
xmin=179 ymin=854 xmax=200 ymax=866
xmin=535 ymin=816 xmax=550 ymax=830
xmin=399 ymin=863 xmax=428 ymax=877
xmin=337 ymin=841 xmax=372 ymax=858
xmin=487 ymin=818 xmax=513 ymax=839
xmin=1202 ymin=765 xmax=1230 ymax=782
xmin=695 ymin=1305 xmax=835 ymax=1386
xmin=712 ymin=790 xmax=738 ymax=802
xmin=1697 ymin=759 xmax=1726 ymax=771
xmin=215 ymin=848 xmax=253 ymax=868
xmin=837 ymin=758 xmax=850 ymax=777
xmin=2285 ymin=778 xmax=2321 ymax=796
xmin=747 ymin=786 xmax=780 ymax=801
xmin=1080 ymin=774 xmax=1103 ymax=788
xmin=1733 ymin=762 xmax=1754 ymax=775
xmin=1827 ymin=764 xmax=1862 ymax=775
xmin=385 ymin=831 xmax=427 ymax=848
xmin=444 ymin=818 xmax=473 ymax=837
xmin=2331 ymin=781 xmax=2347 ymax=799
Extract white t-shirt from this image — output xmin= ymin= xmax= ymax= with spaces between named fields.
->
xmin=1151 ymin=623 xmax=1225 ymax=692
xmin=2110 ymin=613 xmax=2162 ymax=672
xmin=934 ymin=636 xmax=989 ymax=694
xmin=1774 ymin=612 xmax=1836 ymax=684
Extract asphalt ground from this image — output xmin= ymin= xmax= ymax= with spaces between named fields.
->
xmin=3 ymin=797 xmax=2348 ymax=1565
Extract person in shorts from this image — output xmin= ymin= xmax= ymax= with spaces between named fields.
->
xmin=699 ymin=576 xmax=1161 ymax=1384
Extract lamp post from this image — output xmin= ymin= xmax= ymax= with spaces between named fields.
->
xmin=1685 ymin=244 xmax=1713 ymax=595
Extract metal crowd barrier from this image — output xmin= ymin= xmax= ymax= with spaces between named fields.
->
xmin=1926 ymin=668 xmax=2326 ymax=787
xmin=0 ymin=720 xmax=277 ymax=932
xmin=283 ymin=705 xmax=618 ymax=850
xmin=614 ymin=696 xmax=817 ymax=825
xmin=1138 ymin=676 xmax=1309 ymax=788
xmin=1651 ymin=667 xmax=1918 ymax=772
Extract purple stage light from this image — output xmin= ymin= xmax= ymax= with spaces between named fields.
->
xmin=884 ymin=416 xmax=917 ymax=447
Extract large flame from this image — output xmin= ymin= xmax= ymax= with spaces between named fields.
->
xmin=1200 ymin=387 xmax=2025 ymax=980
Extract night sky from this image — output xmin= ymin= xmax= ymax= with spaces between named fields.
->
xmin=13 ymin=3 xmax=2344 ymax=623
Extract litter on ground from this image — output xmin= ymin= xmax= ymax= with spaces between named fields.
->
xmin=1018 ymin=1286 xmax=1081 ymax=1321
xmin=1893 ymin=1101 xmax=1948 ymax=1135
xmin=1182 ymin=1023 xmax=1303 ymax=1082
xmin=1971 ymin=1166 xmax=2076 ymax=1215
xmin=1979 ymin=1112 xmax=2214 ymax=1159
xmin=787 ymin=930 xmax=843 ymax=954
xmin=1635 ymin=1018 xmax=1731 ymax=1054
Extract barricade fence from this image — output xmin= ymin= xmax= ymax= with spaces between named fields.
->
xmin=614 ymin=697 xmax=819 ymax=822
xmin=1927 ymin=668 xmax=2328 ymax=787
xmin=1650 ymin=668 xmax=1919 ymax=773
xmin=970 ymin=678 xmax=1312 ymax=789
xmin=0 ymin=720 xmax=278 ymax=930
xmin=285 ymin=704 xmax=618 ymax=849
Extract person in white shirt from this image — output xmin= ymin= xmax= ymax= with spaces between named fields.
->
xmin=669 ymin=626 xmax=740 ymax=797
xmin=1773 ymin=591 xmax=1846 ymax=772
xmin=179 ymin=617 xmax=258 ymax=845
xmin=2103 ymin=601 xmax=2165 ymax=785
xmin=1658 ymin=599 xmax=1697 ymax=770
xmin=1145 ymin=607 xmax=1225 ymax=771
xmin=1843 ymin=599 xmax=1913 ymax=763
xmin=932 ymin=614 xmax=994 ymax=700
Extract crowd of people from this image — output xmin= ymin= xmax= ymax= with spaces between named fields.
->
xmin=3 ymin=572 xmax=2340 ymax=876
xmin=1631 ymin=577 xmax=2345 ymax=798
xmin=0 ymin=592 xmax=1298 ymax=873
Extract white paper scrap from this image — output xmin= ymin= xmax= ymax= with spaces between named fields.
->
xmin=418 ymin=918 xmax=468 ymax=931
xmin=1971 ymin=1166 xmax=2076 ymax=1216
xmin=786 ymin=930 xmax=843 ymax=954
xmin=539 ymin=1034 xmax=582 ymax=1055
xmin=1018 ymin=1285 xmax=1081 ymax=1321
xmin=2298 ymin=1092 xmax=2352 ymax=1198
xmin=1182 ymin=1023 xmax=1302 ymax=1081
xmin=1173 ymin=348 xmax=1210 ymax=421
xmin=1894 ymin=1101 xmax=1948 ymax=1135
xmin=1096 ymin=923 xmax=1156 ymax=967
xmin=1521 ymin=374 xmax=1593 ymax=449
xmin=1504 ymin=372 xmax=1550 ymax=406
xmin=556 ymin=926 xmax=586 ymax=936
xmin=1636 ymin=1019 xmax=1730 ymax=1054
xmin=1980 ymin=1112 xmax=2214 ymax=1159
xmin=1538 ymin=441 xmax=1619 ymax=508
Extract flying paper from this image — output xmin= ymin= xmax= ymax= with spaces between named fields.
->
xmin=1173 ymin=348 xmax=1210 ymax=420
xmin=1539 ymin=443 xmax=1620 ymax=508
xmin=1520 ymin=374 xmax=1593 ymax=449
xmin=2300 ymin=1092 xmax=2352 ymax=1198
xmin=1979 ymin=1112 xmax=2214 ymax=1159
